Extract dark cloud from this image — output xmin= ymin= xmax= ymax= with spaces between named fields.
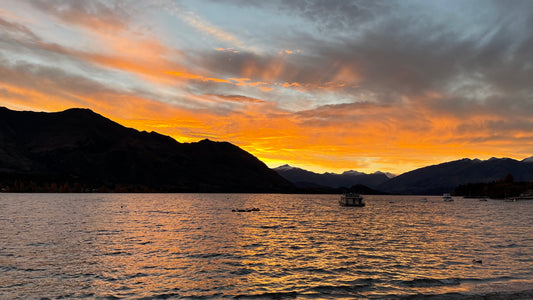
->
xmin=199 ymin=0 xmax=533 ymax=122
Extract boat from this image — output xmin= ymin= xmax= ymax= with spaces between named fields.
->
xmin=513 ymin=190 xmax=533 ymax=200
xmin=339 ymin=193 xmax=365 ymax=207
xmin=503 ymin=190 xmax=533 ymax=202
xmin=442 ymin=193 xmax=454 ymax=202
xmin=232 ymin=208 xmax=260 ymax=212
xmin=420 ymin=197 xmax=428 ymax=202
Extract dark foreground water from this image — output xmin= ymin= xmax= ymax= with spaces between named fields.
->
xmin=1 ymin=193 xmax=533 ymax=299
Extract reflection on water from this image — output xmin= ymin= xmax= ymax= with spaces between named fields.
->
xmin=1 ymin=193 xmax=533 ymax=298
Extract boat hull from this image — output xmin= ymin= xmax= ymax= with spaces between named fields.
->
xmin=442 ymin=193 xmax=454 ymax=202
xmin=339 ymin=202 xmax=366 ymax=207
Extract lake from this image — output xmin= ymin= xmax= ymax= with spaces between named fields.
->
xmin=1 ymin=193 xmax=533 ymax=299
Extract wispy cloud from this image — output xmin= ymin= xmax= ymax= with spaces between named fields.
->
xmin=154 ymin=0 xmax=258 ymax=53
xmin=29 ymin=0 xmax=132 ymax=34
xmin=205 ymin=94 xmax=265 ymax=104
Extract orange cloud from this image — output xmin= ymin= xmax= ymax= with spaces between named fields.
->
xmin=216 ymin=47 xmax=239 ymax=53
xmin=2 ymin=75 xmax=530 ymax=175
xmin=166 ymin=71 xmax=231 ymax=83
xmin=2 ymin=3 xmax=531 ymax=177
xmin=204 ymin=94 xmax=265 ymax=104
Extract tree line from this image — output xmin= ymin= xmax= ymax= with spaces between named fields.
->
xmin=453 ymin=174 xmax=533 ymax=198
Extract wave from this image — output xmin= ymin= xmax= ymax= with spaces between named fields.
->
xmin=395 ymin=289 xmax=533 ymax=299
xmin=234 ymin=291 xmax=299 ymax=299
xmin=399 ymin=275 xmax=514 ymax=287
xmin=398 ymin=277 xmax=461 ymax=287
xmin=186 ymin=252 xmax=230 ymax=259
xmin=308 ymin=279 xmax=375 ymax=294
xmin=136 ymin=292 xmax=182 ymax=299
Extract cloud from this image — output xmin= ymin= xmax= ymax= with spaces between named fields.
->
xmin=205 ymin=94 xmax=265 ymax=104
xmin=155 ymin=0 xmax=257 ymax=52
xmin=165 ymin=71 xmax=230 ymax=84
xmin=29 ymin=0 xmax=133 ymax=33
xmin=0 ymin=15 xmax=39 ymax=41
xmin=203 ymin=0 xmax=533 ymax=111
xmin=1 ymin=0 xmax=532 ymax=174
xmin=280 ymin=0 xmax=392 ymax=33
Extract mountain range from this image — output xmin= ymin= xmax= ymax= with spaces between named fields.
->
xmin=273 ymin=164 xmax=392 ymax=189
xmin=274 ymin=158 xmax=533 ymax=195
xmin=377 ymin=157 xmax=533 ymax=194
xmin=1 ymin=106 xmax=531 ymax=194
xmin=0 ymin=107 xmax=292 ymax=192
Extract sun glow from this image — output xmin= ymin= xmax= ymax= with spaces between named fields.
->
xmin=1 ymin=0 xmax=531 ymax=175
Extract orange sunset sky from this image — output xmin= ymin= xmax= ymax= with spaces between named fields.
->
xmin=1 ymin=0 xmax=532 ymax=175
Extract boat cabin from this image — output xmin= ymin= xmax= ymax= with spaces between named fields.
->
xmin=340 ymin=193 xmax=365 ymax=207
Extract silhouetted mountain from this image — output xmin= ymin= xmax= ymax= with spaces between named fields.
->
xmin=523 ymin=156 xmax=533 ymax=163
xmin=273 ymin=164 xmax=390 ymax=189
xmin=378 ymin=158 xmax=533 ymax=195
xmin=344 ymin=184 xmax=386 ymax=195
xmin=0 ymin=107 xmax=293 ymax=192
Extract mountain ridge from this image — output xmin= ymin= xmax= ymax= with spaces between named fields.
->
xmin=377 ymin=157 xmax=533 ymax=195
xmin=0 ymin=106 xmax=293 ymax=192
xmin=274 ymin=158 xmax=533 ymax=195
xmin=273 ymin=164 xmax=390 ymax=189
xmin=1 ymin=106 xmax=531 ymax=194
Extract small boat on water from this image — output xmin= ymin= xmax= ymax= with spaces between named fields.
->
xmin=339 ymin=193 xmax=365 ymax=207
xmin=442 ymin=193 xmax=454 ymax=202
xmin=232 ymin=208 xmax=260 ymax=212
xmin=420 ymin=197 xmax=428 ymax=202
xmin=510 ymin=190 xmax=533 ymax=201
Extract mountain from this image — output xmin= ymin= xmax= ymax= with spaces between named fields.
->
xmin=0 ymin=107 xmax=293 ymax=192
xmin=523 ymin=156 xmax=533 ymax=163
xmin=273 ymin=164 xmax=390 ymax=189
xmin=378 ymin=158 xmax=533 ymax=195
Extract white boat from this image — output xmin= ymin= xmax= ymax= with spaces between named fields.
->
xmin=339 ymin=193 xmax=365 ymax=207
xmin=442 ymin=193 xmax=454 ymax=202
xmin=420 ymin=197 xmax=428 ymax=202
xmin=513 ymin=190 xmax=533 ymax=200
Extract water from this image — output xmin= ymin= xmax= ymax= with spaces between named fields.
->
xmin=1 ymin=193 xmax=533 ymax=299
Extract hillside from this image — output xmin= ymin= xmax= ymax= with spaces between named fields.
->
xmin=378 ymin=158 xmax=533 ymax=195
xmin=0 ymin=107 xmax=293 ymax=192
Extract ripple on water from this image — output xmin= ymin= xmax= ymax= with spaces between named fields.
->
xmin=1 ymin=194 xmax=533 ymax=298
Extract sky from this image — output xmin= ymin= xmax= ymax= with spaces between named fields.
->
xmin=0 ymin=0 xmax=532 ymax=175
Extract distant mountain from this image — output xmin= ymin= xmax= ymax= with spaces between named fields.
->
xmin=378 ymin=158 xmax=533 ymax=195
xmin=0 ymin=107 xmax=293 ymax=192
xmin=273 ymin=164 xmax=390 ymax=189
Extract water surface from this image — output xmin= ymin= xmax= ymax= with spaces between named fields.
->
xmin=1 ymin=193 xmax=532 ymax=299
